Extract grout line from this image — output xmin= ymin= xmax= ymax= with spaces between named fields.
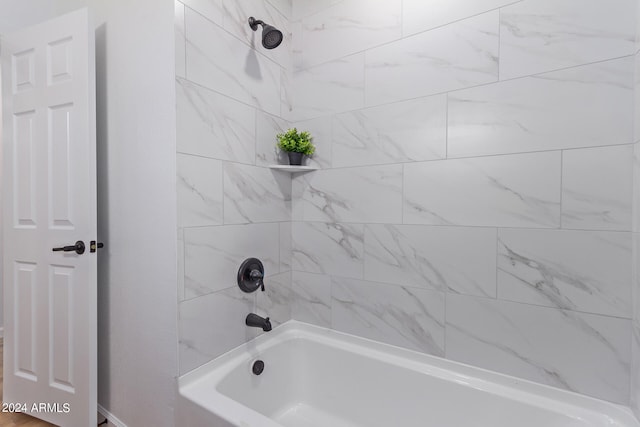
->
xmin=176 ymin=77 xmax=277 ymax=126
xmin=295 ymin=52 xmax=634 ymax=113
xmin=264 ymin=0 xmax=291 ymax=23
xmin=254 ymin=108 xmax=259 ymax=166
xmin=559 ymin=150 xmax=564 ymax=229
xmin=294 ymin=0 xmax=348 ymax=22
xmin=445 ymin=94 xmax=449 ymax=159
xmin=497 ymin=6 xmax=501 ymax=81
xmin=176 ymin=150 xmax=282 ymax=169
xmin=494 ymin=227 xmax=499 ymax=300
xmin=295 ymin=2 xmax=519 ymax=74
xmin=399 ymin=0 xmax=404 ymax=39
xmin=282 ymin=268 xmax=633 ymax=321
xmin=401 ymin=164 xmax=405 ymax=224
xmin=177 ymin=47 xmax=633 ymax=132
xmin=181 ymin=1 xmax=187 ymax=78
xmin=443 ymin=290 xmax=447 ymax=357
xmin=362 ymin=224 xmax=368 ymax=280
xmin=225 ymin=142 xmax=637 ymax=172
xmin=183 ymin=4 xmax=284 ymax=70
xmin=221 ymin=157 xmax=226 ymax=223
xmin=285 ymin=220 xmax=634 ymax=234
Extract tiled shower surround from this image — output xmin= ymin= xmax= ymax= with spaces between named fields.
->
xmin=176 ymin=0 xmax=640 ymax=413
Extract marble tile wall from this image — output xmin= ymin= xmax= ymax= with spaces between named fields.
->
xmin=633 ymin=142 xmax=640 ymax=415
xmin=289 ymin=0 xmax=637 ymax=406
xmin=175 ymin=0 xmax=640 ymax=410
xmin=631 ymin=0 xmax=640 ymax=417
xmin=175 ymin=0 xmax=293 ymax=375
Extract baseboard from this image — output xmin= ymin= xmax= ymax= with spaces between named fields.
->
xmin=98 ymin=404 xmax=128 ymax=427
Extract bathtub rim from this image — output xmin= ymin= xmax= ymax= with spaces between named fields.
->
xmin=178 ymin=320 xmax=640 ymax=426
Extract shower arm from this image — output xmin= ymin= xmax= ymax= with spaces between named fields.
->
xmin=248 ymin=17 xmax=265 ymax=31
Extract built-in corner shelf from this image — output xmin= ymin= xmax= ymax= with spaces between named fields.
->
xmin=268 ymin=165 xmax=318 ymax=173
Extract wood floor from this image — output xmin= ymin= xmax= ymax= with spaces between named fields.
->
xmin=0 ymin=339 xmax=56 ymax=427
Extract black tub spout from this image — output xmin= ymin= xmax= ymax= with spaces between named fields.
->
xmin=246 ymin=313 xmax=272 ymax=332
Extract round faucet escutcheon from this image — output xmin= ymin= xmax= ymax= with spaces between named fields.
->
xmin=237 ymin=258 xmax=265 ymax=293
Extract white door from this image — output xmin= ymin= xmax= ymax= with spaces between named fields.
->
xmin=1 ymin=8 xmax=97 ymax=427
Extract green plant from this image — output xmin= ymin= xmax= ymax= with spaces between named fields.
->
xmin=276 ymin=128 xmax=315 ymax=156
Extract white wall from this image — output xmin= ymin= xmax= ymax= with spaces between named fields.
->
xmin=89 ymin=1 xmax=178 ymax=426
xmin=2 ymin=1 xmax=179 ymax=425
xmin=0 ymin=0 xmax=87 ymax=34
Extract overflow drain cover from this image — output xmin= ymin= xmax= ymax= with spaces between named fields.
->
xmin=252 ymin=360 xmax=265 ymax=375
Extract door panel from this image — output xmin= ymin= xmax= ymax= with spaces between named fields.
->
xmin=1 ymin=8 xmax=97 ymax=427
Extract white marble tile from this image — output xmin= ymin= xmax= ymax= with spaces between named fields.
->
xmin=633 ymin=143 xmax=640 ymax=233
xmin=177 ymin=153 xmax=223 ymax=227
xmin=280 ymin=67 xmax=294 ymax=121
xmin=631 ymin=324 xmax=640 ymax=416
xmin=365 ymin=11 xmax=499 ymax=106
xmin=291 ymin=271 xmax=331 ymax=327
xmin=256 ymin=111 xmax=290 ymax=166
xmin=184 ymin=223 xmax=280 ymax=298
xmin=634 ymin=234 xmax=640 ymax=323
xmin=636 ymin=0 xmax=640 ymax=52
xmin=175 ymin=1 xmax=186 ymax=78
xmin=292 ymin=222 xmax=364 ymax=279
xmin=295 ymin=165 xmax=403 ymax=223
xmin=364 ymin=225 xmax=497 ymax=297
xmin=635 ymin=53 xmax=640 ymax=142
xmin=291 ymin=116 xmax=332 ymax=168
xmin=499 ymin=0 xmax=636 ymax=80
xmin=292 ymin=0 xmax=343 ymax=20
xmin=448 ymin=58 xmax=634 ymax=158
xmin=289 ymin=54 xmax=365 ymax=121
xmin=498 ymin=229 xmax=632 ymax=318
xmin=179 ymin=287 xmax=256 ymax=374
xmin=291 ymin=20 xmax=304 ymax=71
xmin=279 ymin=222 xmax=292 ymax=272
xmin=267 ymin=0 xmax=292 ymax=19
xmin=404 ymin=152 xmax=561 ymax=228
xmin=403 ymin=0 xmax=520 ymax=37
xmin=182 ymin=0 xmax=223 ymax=25
xmin=446 ymin=294 xmax=631 ymax=403
xmin=332 ymin=95 xmax=447 ymax=167
xmin=299 ymin=0 xmax=401 ymax=69
xmin=223 ymin=163 xmax=291 ymax=224
xmin=178 ymin=228 xmax=185 ymax=301
xmin=222 ymin=0 xmax=291 ymax=69
xmin=176 ymin=77 xmax=256 ymax=163
xmin=331 ymin=277 xmax=445 ymax=356
xmin=186 ymin=9 xmax=281 ymax=115
xmin=562 ymin=145 xmax=633 ymax=231
xmin=256 ymin=271 xmax=292 ymax=327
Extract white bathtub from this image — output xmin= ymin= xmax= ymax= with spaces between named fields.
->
xmin=177 ymin=321 xmax=640 ymax=427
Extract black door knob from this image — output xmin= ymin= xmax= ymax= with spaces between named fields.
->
xmin=52 ymin=240 xmax=85 ymax=255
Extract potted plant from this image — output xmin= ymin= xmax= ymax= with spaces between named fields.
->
xmin=276 ymin=128 xmax=315 ymax=166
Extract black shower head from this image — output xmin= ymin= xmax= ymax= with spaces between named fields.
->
xmin=248 ymin=17 xmax=283 ymax=49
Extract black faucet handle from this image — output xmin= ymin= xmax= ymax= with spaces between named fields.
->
xmin=250 ymin=269 xmax=265 ymax=292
